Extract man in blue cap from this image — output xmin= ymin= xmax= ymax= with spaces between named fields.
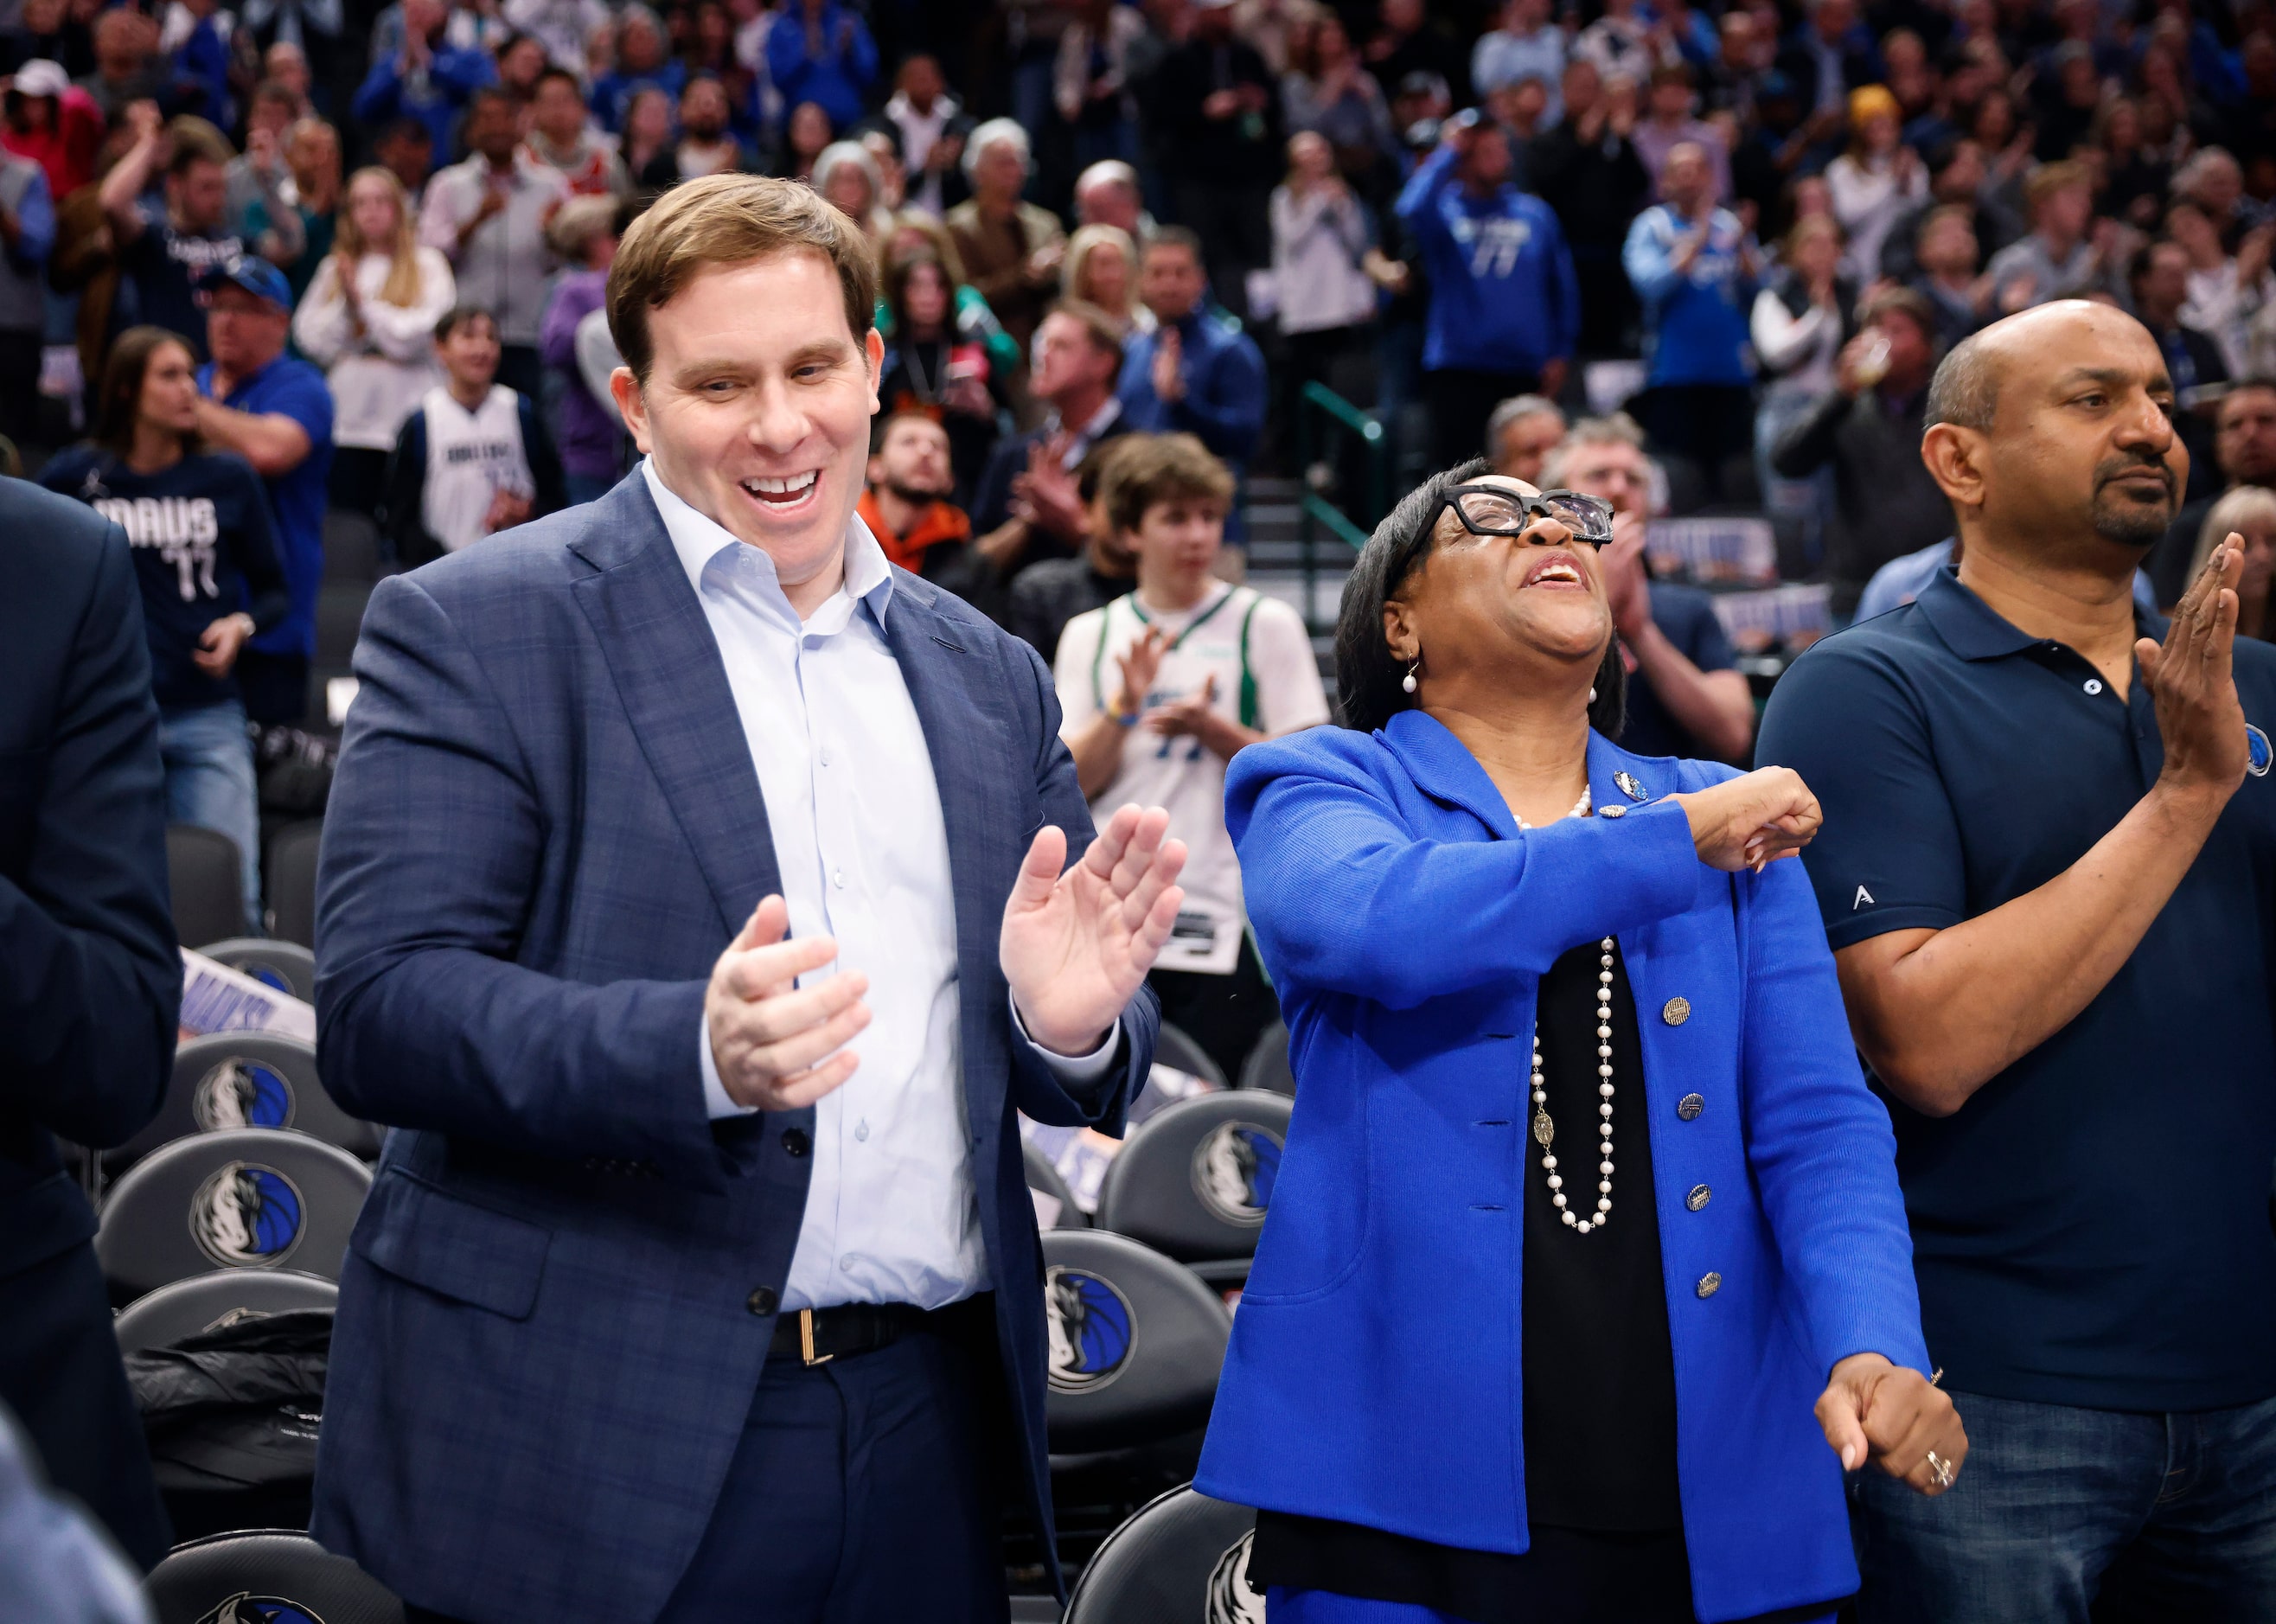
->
xmin=194 ymin=257 xmax=336 ymax=730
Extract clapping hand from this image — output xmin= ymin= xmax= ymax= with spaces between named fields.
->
xmin=2141 ymin=533 xmax=2248 ymax=803
xmin=1151 ymin=327 xmax=1185 ymax=404
xmin=1001 ymin=804 xmax=1188 ymax=1055
xmin=1816 ymin=1354 xmax=1968 ymax=1496
xmin=706 ymin=896 xmax=871 ymax=1111
xmin=1147 ymin=673 xmax=1218 ymax=738
xmin=1112 ymin=624 xmax=1169 ymax=719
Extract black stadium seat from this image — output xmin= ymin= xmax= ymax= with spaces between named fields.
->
xmin=168 ymin=823 xmax=245 ymax=949
xmin=266 ymin=820 xmax=323 ymax=949
xmin=146 ymin=1530 xmax=403 ymax=1624
xmin=113 ymin=1267 xmax=339 ymax=1354
xmin=1040 ymin=1229 xmax=1231 ymax=1455
xmin=109 ymin=1032 xmax=379 ymax=1173
xmin=196 ymin=937 xmax=317 ymax=1002
xmin=315 ymin=581 xmax=373 ymax=669
xmin=1096 ymin=1092 xmax=1295 ymax=1288
xmin=95 ymin=1127 xmax=373 ymax=1306
xmin=1237 ymin=1021 xmax=1295 ymax=1095
xmin=1062 ymin=1486 xmax=1261 ymax=1624
xmin=1026 ymin=1138 xmax=1088 ymax=1230
xmin=322 ymin=508 xmax=382 ymax=585
xmin=1153 ymin=1021 xmax=1229 ymax=1090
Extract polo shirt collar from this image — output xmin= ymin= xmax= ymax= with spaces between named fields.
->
xmin=1915 ymin=562 xmax=2163 ymax=662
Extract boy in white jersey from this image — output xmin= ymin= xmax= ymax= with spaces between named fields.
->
xmin=380 ymin=304 xmax=566 ymax=567
xmin=1054 ymin=432 xmax=1331 ymax=1079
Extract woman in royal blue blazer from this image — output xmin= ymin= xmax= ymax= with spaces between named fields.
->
xmin=1194 ymin=463 xmax=1966 ymax=1624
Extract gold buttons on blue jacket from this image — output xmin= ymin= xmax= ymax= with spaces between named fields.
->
xmin=1686 ymin=1185 xmax=1711 ymax=1212
xmin=1696 ymin=1272 xmax=1723 ymax=1299
xmin=1662 ymin=996 xmax=1691 ymax=1026
xmin=1676 ymin=1094 xmax=1705 ymax=1121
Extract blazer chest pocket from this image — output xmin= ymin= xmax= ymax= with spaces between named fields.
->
xmin=353 ymin=1169 xmax=552 ymax=1321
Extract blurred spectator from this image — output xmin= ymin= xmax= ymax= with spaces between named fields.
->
xmin=1056 ymin=0 xmax=1143 ymax=177
xmin=418 ymin=85 xmax=570 ymax=398
xmin=2166 ymin=201 xmax=2274 ymax=379
xmin=1550 ymin=413 xmax=1755 ymax=762
xmin=99 ymin=105 xmax=242 ymax=361
xmin=42 ymin=325 xmax=287 ymax=929
xmin=588 ymin=3 xmax=683 ymax=133
xmin=1282 ymin=10 xmax=1398 ymax=201
xmin=1007 ymin=432 xmax=1139 ymax=661
xmin=492 ymin=30 xmax=548 ymax=102
xmin=1775 ymin=0 xmax=1880 ymax=121
xmin=877 ymin=243 xmax=1004 ymax=508
xmin=1064 ymin=221 xmax=1150 ymax=334
xmin=2 ymin=0 xmax=93 ymax=80
xmin=636 ymin=74 xmax=751 ymax=189
xmin=76 ymin=10 xmax=164 ymax=123
xmin=1531 ymin=58 xmax=1649 ymax=356
xmin=502 ymin=0 xmax=608 ymax=76
xmin=380 ymin=304 xmax=564 ymax=566
xmin=880 ymin=211 xmax=1023 ymax=378
xmin=764 ymin=0 xmax=874 ymax=132
xmin=1572 ymin=0 xmax=1675 ymax=83
xmin=858 ymin=411 xmax=971 ymax=577
xmin=1485 ymin=390 xmax=1563 ymax=483
xmin=1073 ymin=157 xmax=1154 ymax=240
xmin=244 ymin=116 xmax=336 ymax=301
xmin=1908 ymin=203 xmax=1985 ymax=353
xmin=1397 ymin=112 xmax=1576 ymax=471
xmin=260 ymin=41 xmax=315 ymax=115
xmin=0 ymin=132 xmax=48 ymax=451
xmin=191 ymin=256 xmax=332 ymax=727
xmin=224 ymin=79 xmax=304 ymax=260
xmin=1054 ymin=431 xmax=1326 ymax=1082
xmin=620 ymin=86 xmax=677 ymax=187
xmin=813 ymin=139 xmax=890 ymax=244
xmin=1362 ymin=0 xmax=1469 ymax=110
xmin=2150 ymin=378 xmax=2276 ymax=607
xmin=368 ymin=0 xmax=482 ymax=72
xmin=372 ymin=114 xmax=432 ymax=199
xmin=885 ymin=52 xmax=968 ymax=218
xmin=1706 ymin=7 xmax=1773 ymax=122
xmin=2 ymin=61 xmax=102 ymax=201
xmin=854 ymin=126 xmax=908 ymax=214
xmin=1825 ymin=84 xmax=1924 ymax=281
xmin=1633 ymin=63 xmax=1730 ymax=203
xmin=162 ymin=0 xmax=231 ymax=129
xmin=527 ymin=65 xmax=630 ymax=198
xmin=2096 ymin=98 xmax=2172 ymax=232
xmin=2128 ymin=236 xmax=2229 ymax=500
xmin=1269 ymin=130 xmax=1377 ymax=457
xmin=1622 ymin=139 xmax=1759 ymax=498
xmin=537 ymin=193 xmax=625 ymax=505
xmin=973 ymin=298 xmax=1128 ymax=578
xmin=772 ymin=97 xmax=834 ymax=182
xmin=1117 ymin=227 xmax=1267 ymax=482
xmin=351 ymin=0 xmax=495 ymax=160
xmin=292 ymin=164 xmax=455 ymax=516
xmin=1752 ymin=213 xmax=1851 ymax=555
xmin=2029 ymin=39 xmax=2100 ymax=163
xmin=2182 ymin=484 xmax=2276 ymax=641
xmin=1876 ymin=137 xmax=2017 ymax=285
xmin=1771 ymin=285 xmax=1947 ymax=618
xmin=1150 ymin=0 xmax=1279 ymax=322
xmin=946 ymin=117 xmax=1063 ymax=362
xmin=0 ymin=1404 xmax=153 ymax=1624
xmin=1983 ymin=159 xmax=2113 ymax=314
xmin=1470 ymin=0 xmax=1564 ymax=126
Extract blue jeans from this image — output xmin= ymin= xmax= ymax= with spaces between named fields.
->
xmin=1855 ymin=1389 xmax=2276 ymax=1623
xmin=160 ymin=699 xmax=261 ymax=933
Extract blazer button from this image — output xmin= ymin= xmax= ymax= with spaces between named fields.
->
xmin=1676 ymin=1093 xmax=1705 ymax=1121
xmin=1696 ymin=1271 xmax=1723 ymax=1299
xmin=1686 ymin=1184 xmax=1711 ymax=1212
xmin=782 ymin=1128 xmax=810 ymax=1157
xmin=746 ymin=1287 xmax=777 ymax=1316
xmin=1662 ymin=996 xmax=1691 ymax=1026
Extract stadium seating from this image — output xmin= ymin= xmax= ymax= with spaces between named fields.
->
xmin=1061 ymin=1486 xmax=1261 ymax=1624
xmin=1041 ymin=1228 xmax=1230 ymax=1455
xmin=113 ymin=1268 xmax=340 ymax=1356
xmin=1237 ymin=1021 xmax=1295 ymax=1095
xmin=144 ymin=1530 xmax=402 ymax=1624
xmin=1096 ymin=1092 xmax=1293 ymax=1290
xmin=322 ymin=509 xmax=382 ymax=587
xmin=109 ymin=1033 xmax=379 ymax=1173
xmin=265 ymin=821 xmax=323 ymax=949
xmin=1153 ymin=1021 xmax=1228 ymax=1091
xmin=167 ymin=823 xmax=245 ymax=950
xmin=1026 ymin=1139 xmax=1088 ymax=1230
xmin=195 ymin=937 xmax=318 ymax=1002
xmin=95 ymin=1127 xmax=373 ymax=1306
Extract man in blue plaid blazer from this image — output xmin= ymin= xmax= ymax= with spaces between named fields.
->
xmin=309 ymin=175 xmax=1188 ymax=1623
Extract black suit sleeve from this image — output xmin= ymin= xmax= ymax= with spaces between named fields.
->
xmin=0 ymin=517 xmax=179 ymax=1148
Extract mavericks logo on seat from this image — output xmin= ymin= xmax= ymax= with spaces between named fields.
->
xmin=195 ymin=1593 xmax=328 ymax=1624
xmin=1205 ymin=1530 xmax=1267 ymax=1624
xmin=1044 ymin=1266 xmax=1135 ymax=1394
xmin=193 ymin=1058 xmax=296 ymax=1132
xmin=1192 ymin=1121 xmax=1283 ymax=1227
xmin=189 ymin=1161 xmax=306 ymax=1268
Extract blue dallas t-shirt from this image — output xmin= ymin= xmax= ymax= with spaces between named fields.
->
xmin=40 ymin=446 xmax=290 ymax=711
xmin=200 ymin=354 xmax=336 ymax=663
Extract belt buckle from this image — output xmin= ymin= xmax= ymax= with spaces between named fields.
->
xmin=798 ymin=1308 xmax=834 ymax=1368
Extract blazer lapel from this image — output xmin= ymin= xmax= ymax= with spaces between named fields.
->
xmin=567 ymin=480 xmax=783 ymax=937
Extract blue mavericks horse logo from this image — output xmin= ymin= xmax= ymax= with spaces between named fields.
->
xmin=193 ymin=1058 xmax=295 ymax=1132
xmin=1192 ymin=1121 xmax=1283 ymax=1227
xmin=1044 ymin=1266 xmax=1135 ymax=1394
xmin=195 ymin=1595 xmax=327 ymax=1624
xmin=2248 ymin=723 xmax=2271 ymax=778
xmin=189 ymin=1161 xmax=305 ymax=1268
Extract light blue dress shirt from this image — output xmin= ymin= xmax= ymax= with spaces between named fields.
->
xmin=642 ymin=460 xmax=1115 ymax=1312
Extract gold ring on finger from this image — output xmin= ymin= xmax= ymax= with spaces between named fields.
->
xmin=1925 ymin=1449 xmax=1954 ymax=1489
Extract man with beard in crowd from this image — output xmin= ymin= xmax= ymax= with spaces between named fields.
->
xmin=857 ymin=411 xmax=971 ymax=579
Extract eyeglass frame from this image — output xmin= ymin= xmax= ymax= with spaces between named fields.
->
xmin=1422 ymin=483 xmax=1618 ymax=548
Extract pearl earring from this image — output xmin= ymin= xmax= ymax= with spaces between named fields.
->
xmin=1403 ymin=662 xmax=1420 ymax=694
xmin=1589 ymin=687 xmax=1597 ymax=704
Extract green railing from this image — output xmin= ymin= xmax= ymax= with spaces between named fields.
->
xmin=1293 ymin=381 xmax=1391 ymax=634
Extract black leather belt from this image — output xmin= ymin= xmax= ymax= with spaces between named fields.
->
xmin=767 ymin=1301 xmax=935 ymax=1366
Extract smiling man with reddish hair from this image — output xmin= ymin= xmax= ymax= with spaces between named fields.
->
xmin=310 ymin=172 xmax=1186 ymax=1624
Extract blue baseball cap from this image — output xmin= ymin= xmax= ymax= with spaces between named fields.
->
xmin=194 ymin=256 xmax=293 ymax=310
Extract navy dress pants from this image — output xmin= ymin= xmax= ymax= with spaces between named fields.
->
xmin=408 ymin=1319 xmax=1010 ymax=1624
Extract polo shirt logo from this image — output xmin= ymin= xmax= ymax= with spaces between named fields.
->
xmin=1853 ymin=886 xmax=1876 ymax=910
xmin=2247 ymin=724 xmax=2271 ymax=778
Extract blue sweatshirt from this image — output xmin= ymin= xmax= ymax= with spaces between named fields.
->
xmin=1117 ymin=307 xmax=1269 ymax=469
xmin=1395 ymin=144 xmax=1580 ymax=376
xmin=41 ymin=447 xmax=288 ymax=712
xmin=1621 ymin=201 xmax=1760 ymax=388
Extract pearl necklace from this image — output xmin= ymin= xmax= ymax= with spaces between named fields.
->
xmin=1517 ymin=788 xmax=1616 ymax=1234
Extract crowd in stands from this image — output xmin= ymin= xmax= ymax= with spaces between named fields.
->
xmin=3 ymin=0 xmax=2275 ymax=976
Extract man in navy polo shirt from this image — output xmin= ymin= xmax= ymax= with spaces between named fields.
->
xmin=1759 ymin=298 xmax=2276 ymax=1621
xmin=192 ymin=259 xmax=335 ymax=729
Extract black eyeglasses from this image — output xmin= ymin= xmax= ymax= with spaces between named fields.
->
xmin=1427 ymin=484 xmax=1617 ymax=547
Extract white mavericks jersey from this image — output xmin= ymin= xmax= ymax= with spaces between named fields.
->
xmin=419 ymin=383 xmax=534 ymax=553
